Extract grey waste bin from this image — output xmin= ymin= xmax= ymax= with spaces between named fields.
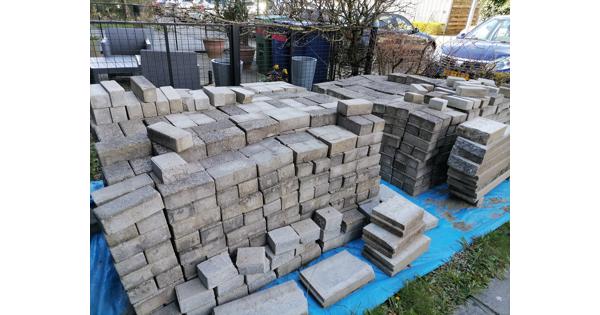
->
xmin=291 ymin=56 xmax=317 ymax=90
xmin=211 ymin=58 xmax=244 ymax=86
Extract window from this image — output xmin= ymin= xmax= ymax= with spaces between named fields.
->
xmin=491 ymin=19 xmax=510 ymax=43
xmin=466 ymin=18 xmax=500 ymax=40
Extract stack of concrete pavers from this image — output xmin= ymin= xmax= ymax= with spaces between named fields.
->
xmin=313 ymin=206 xmax=344 ymax=252
xmin=362 ymin=195 xmax=431 ymax=276
xmin=92 ymin=184 xmax=184 ymax=315
xmin=447 ymin=118 xmax=510 ymax=205
xmin=299 ymin=250 xmax=375 ymax=307
xmin=91 ymin=77 xmax=389 ymax=314
xmin=197 ymin=252 xmax=248 ymax=305
xmin=235 ymin=247 xmax=276 ymax=293
xmin=213 ymin=280 xmax=308 ymax=315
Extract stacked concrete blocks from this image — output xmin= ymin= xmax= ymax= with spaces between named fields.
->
xmin=362 ymin=196 xmax=431 ymax=276
xmin=447 ymin=118 xmax=510 ymax=205
xmin=92 ymin=185 xmax=183 ymax=315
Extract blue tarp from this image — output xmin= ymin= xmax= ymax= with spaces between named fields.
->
xmin=90 ymin=179 xmax=510 ymax=315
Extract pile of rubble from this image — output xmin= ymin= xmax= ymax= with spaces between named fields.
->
xmin=312 ymin=73 xmax=510 ymax=196
xmin=91 ymin=77 xmax=382 ymax=314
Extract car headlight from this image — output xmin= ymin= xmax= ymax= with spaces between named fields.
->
xmin=493 ymin=56 xmax=510 ymax=71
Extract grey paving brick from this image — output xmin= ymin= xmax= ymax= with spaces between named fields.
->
xmin=203 ymin=86 xmax=236 ymax=106
xmin=363 ymin=234 xmax=430 ymax=276
xmin=147 ymin=122 xmax=193 ymax=152
xmin=300 ymin=250 xmax=374 ymax=307
xmin=151 ymin=152 xmax=189 ymax=184
xmin=213 ymin=280 xmax=306 ymax=315
xmin=337 ymin=99 xmax=373 ymax=116
xmin=264 ymin=108 xmax=310 ymax=132
xmin=160 ymin=86 xmax=184 ymax=113
xmin=130 ymin=76 xmax=157 ymax=102
xmin=313 ymin=206 xmax=343 ymax=232
xmin=91 ymin=84 xmax=111 ymax=109
xmin=236 ymin=247 xmax=268 ymax=275
xmin=196 ymin=252 xmax=239 ymax=289
xmin=110 ymin=106 xmax=128 ymax=123
xmin=308 ymin=125 xmax=358 ymax=155
xmin=175 ymin=278 xmax=216 ymax=313
xmin=92 ymin=108 xmax=113 ymax=125
xmin=267 ymin=226 xmax=300 ymax=255
xmin=100 ymin=80 xmax=126 ymax=107
xmin=245 ymin=270 xmax=276 ymax=293
xmin=156 ymin=170 xmax=215 ymax=210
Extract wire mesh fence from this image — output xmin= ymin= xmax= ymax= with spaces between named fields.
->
xmin=90 ymin=18 xmax=443 ymax=88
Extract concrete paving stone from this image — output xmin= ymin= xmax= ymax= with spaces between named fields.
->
xmin=312 ymin=158 xmax=331 ymax=174
xmin=300 ymin=242 xmax=321 ymax=265
xmin=267 ymin=225 xmax=300 ymax=255
xmin=92 ymin=108 xmax=113 ymax=125
xmin=194 ymin=125 xmax=246 ymax=157
xmin=295 ymin=162 xmax=313 ymax=178
xmin=456 ymin=85 xmax=488 ymax=97
xmin=215 ymin=274 xmax=245 ymax=296
xmin=94 ymin=186 xmax=164 ymax=234
xmin=239 ymin=138 xmax=294 ymax=176
xmin=156 ymin=265 xmax=184 ymax=289
xmin=290 ymin=218 xmax=321 ymax=244
xmin=263 ymin=198 xmax=282 ymax=217
xmin=133 ymin=279 xmax=183 ymax=315
xmin=408 ymin=84 xmax=428 ymax=95
xmin=201 ymin=109 xmax=228 ymax=121
xmin=313 ymin=206 xmax=343 ymax=231
xmin=186 ymin=112 xmax=215 ymax=126
xmin=175 ymin=278 xmax=216 ymax=313
xmin=276 ymin=132 xmax=329 ymax=163
xmin=175 ymin=89 xmax=196 ymax=111
xmin=264 ymin=108 xmax=310 ymax=132
xmin=110 ymin=106 xmax=128 ymax=123
xmin=362 ymin=222 xmax=424 ymax=258
xmin=214 ymin=280 xmax=307 ymax=315
xmin=203 ymin=86 xmax=236 ymax=106
xmin=308 ymin=125 xmax=358 ymax=155
xmin=165 ymin=195 xmax=215 ymax=224
xmin=341 ymin=208 xmax=367 ymax=233
xmin=244 ymin=207 xmax=264 ymax=225
xmin=356 ymin=131 xmax=383 ymax=148
xmin=275 ymin=255 xmax=301 ymax=278
xmin=137 ymin=211 xmax=168 ymax=235
xmin=262 ymin=184 xmax=282 ymax=205
xmin=457 ymin=117 xmax=508 ymax=145
xmin=236 ymin=247 xmax=269 ymax=274
xmin=217 ymin=185 xmax=240 ymax=208
xmin=371 ymin=195 xmax=424 ymax=235
xmin=258 ymin=171 xmax=279 ymax=190
xmin=404 ymin=92 xmax=424 ymax=104
xmin=428 ymin=97 xmax=448 ymax=111
xmin=147 ymin=302 xmax=181 ymax=315
xmin=122 ymin=91 xmax=143 ymax=120
xmin=216 ymin=284 xmax=249 ymax=305
xmin=231 ymin=113 xmax=280 ymax=144
xmin=92 ymin=122 xmax=123 ymax=142
xmin=337 ymin=115 xmax=374 ymax=136
xmin=150 ymin=152 xmax=189 ymax=184
xmin=130 ymin=76 xmax=157 ymax=102
xmin=206 ymin=157 xmax=257 ymax=191
xmin=320 ymin=227 xmax=341 ymax=242
xmin=114 ymin=251 xmax=147 ymax=277
xmin=266 ymin=210 xmax=286 ymax=232
xmin=147 ymin=122 xmax=193 ymax=153
xmin=442 ymin=95 xmax=474 ymax=110
xmin=174 ymin=231 xmax=201 ymax=253
xmin=102 ymin=160 xmax=135 ymax=185
xmin=100 ymin=80 xmax=126 ymax=107
xmin=169 ymin=205 xmax=221 ymax=239
xmin=281 ymin=191 xmax=299 ymax=209
xmin=229 ymin=87 xmax=255 ymax=104
xmin=299 ymin=250 xmax=374 ymax=307
xmin=278 ymin=164 xmax=296 ymax=181
xmin=91 ymin=84 xmax=112 ymax=109
xmin=141 ymin=102 xmax=158 ymax=118
xmin=110 ymin=226 xmax=171 ymax=264
xmin=238 ymin=177 xmax=259 ymax=198
xmin=104 ymin=224 xmax=139 ymax=247
xmin=128 ymin=278 xmax=159 ymax=304
xmin=196 ymin=252 xmax=239 ymax=289
xmin=245 ymin=270 xmax=276 ymax=293
xmin=363 ymin=234 xmax=430 ymax=276
xmin=336 ymin=99 xmax=373 ymax=116
xmin=362 ymin=114 xmax=385 ymax=132
xmin=160 ymin=86 xmax=183 ymax=113
xmin=92 ymin=173 xmax=154 ymax=206
xmin=154 ymin=89 xmax=171 ymax=116
xmin=165 ymin=113 xmax=197 ymax=129
xmin=156 ymin=170 xmax=215 ymax=210
xmin=308 ymin=108 xmax=337 ymax=127
xmin=189 ymin=89 xmax=211 ymax=110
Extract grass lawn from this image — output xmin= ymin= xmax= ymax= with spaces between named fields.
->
xmin=365 ymin=222 xmax=510 ymax=315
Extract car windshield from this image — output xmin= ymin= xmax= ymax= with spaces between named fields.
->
xmin=466 ymin=18 xmax=510 ymax=42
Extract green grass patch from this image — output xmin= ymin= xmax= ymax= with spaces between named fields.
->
xmin=366 ymin=222 xmax=510 ymax=315
xmin=90 ymin=135 xmax=103 ymax=181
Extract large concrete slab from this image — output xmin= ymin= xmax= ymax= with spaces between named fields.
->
xmin=213 ymin=280 xmax=307 ymax=315
xmin=299 ymin=250 xmax=374 ymax=307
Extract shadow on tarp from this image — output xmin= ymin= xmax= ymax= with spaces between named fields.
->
xmin=90 ymin=179 xmax=510 ymax=315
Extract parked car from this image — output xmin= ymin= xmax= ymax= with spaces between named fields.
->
xmin=363 ymin=14 xmax=437 ymax=74
xmin=435 ymin=15 xmax=510 ymax=79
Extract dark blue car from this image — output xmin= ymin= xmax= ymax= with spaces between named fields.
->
xmin=436 ymin=15 xmax=509 ymax=79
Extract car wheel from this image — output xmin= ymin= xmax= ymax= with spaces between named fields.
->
xmin=416 ymin=43 xmax=436 ymax=75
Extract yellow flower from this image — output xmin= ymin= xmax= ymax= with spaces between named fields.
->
xmin=282 ymin=69 xmax=288 ymax=75
xmin=273 ymin=64 xmax=280 ymax=70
